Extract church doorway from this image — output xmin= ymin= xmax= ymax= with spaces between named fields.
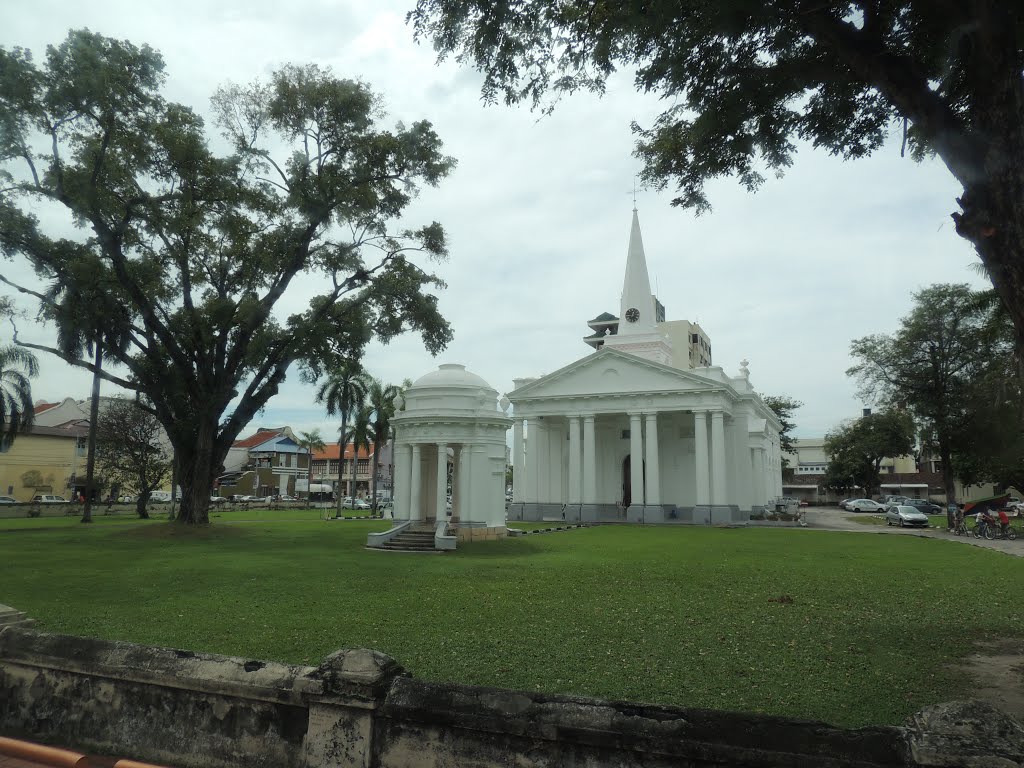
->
xmin=622 ymin=455 xmax=645 ymax=508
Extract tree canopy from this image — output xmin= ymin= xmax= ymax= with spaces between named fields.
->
xmin=0 ymin=30 xmax=456 ymax=523
xmin=409 ymin=1 xmax=1024 ymax=350
xmin=94 ymin=396 xmax=172 ymax=518
xmin=762 ymin=394 xmax=802 ymax=461
xmin=823 ymin=410 xmax=914 ymax=498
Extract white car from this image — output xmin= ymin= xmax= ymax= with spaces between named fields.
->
xmin=31 ymin=494 xmax=68 ymax=504
xmin=847 ymin=498 xmax=885 ymax=513
xmin=350 ymin=498 xmax=371 ymax=510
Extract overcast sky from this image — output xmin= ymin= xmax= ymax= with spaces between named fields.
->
xmin=2 ymin=1 xmax=989 ymax=442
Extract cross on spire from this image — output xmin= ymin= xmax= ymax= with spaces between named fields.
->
xmin=627 ymin=176 xmax=640 ymax=211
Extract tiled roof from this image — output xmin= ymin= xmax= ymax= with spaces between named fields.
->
xmin=33 ymin=402 xmax=58 ymax=415
xmin=232 ymin=429 xmax=284 ymax=449
xmin=312 ymin=442 xmax=375 ymax=461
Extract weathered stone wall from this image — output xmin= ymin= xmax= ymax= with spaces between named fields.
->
xmin=1 ymin=624 xmax=1021 ymax=768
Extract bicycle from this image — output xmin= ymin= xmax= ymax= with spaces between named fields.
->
xmin=972 ymin=520 xmax=995 ymax=540
xmin=992 ymin=525 xmax=1018 ymax=541
xmin=952 ymin=518 xmax=969 ymax=536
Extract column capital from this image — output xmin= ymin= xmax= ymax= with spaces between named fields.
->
xmin=628 ymin=411 xmax=643 ymax=420
xmin=568 ymin=414 xmax=581 ymax=423
xmin=583 ymin=413 xmax=596 ymax=422
xmin=644 ymin=412 xmax=658 ymax=421
xmin=711 ymin=410 xmax=725 ymax=420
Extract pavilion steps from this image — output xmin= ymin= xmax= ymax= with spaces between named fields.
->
xmin=372 ymin=528 xmax=443 ymax=553
xmin=0 ymin=605 xmax=34 ymax=629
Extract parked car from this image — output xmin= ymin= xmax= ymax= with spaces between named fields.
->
xmin=209 ymin=495 xmax=228 ymax=504
xmin=118 ymin=494 xmax=138 ymax=503
xmin=0 ymin=496 xmax=17 ymax=504
xmin=902 ymin=498 xmax=942 ymax=515
xmin=885 ymin=504 xmax=930 ymax=527
xmin=838 ymin=499 xmax=853 ymax=510
xmin=31 ymin=494 xmax=68 ymax=503
xmin=847 ymin=498 xmax=885 ymax=513
xmin=278 ymin=495 xmax=298 ymax=502
xmin=350 ymin=499 xmax=371 ymax=510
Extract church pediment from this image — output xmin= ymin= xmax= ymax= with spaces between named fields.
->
xmin=508 ymin=349 xmax=727 ymax=402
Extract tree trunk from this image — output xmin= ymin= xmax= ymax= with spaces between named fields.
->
xmin=940 ymin=438 xmax=957 ymax=529
xmin=135 ymin=493 xmax=149 ymax=519
xmin=370 ymin=449 xmax=380 ymax=515
xmin=336 ymin=413 xmax=348 ymax=517
xmin=81 ymin=342 xmax=103 ymax=524
xmin=350 ymin=444 xmax=358 ymax=507
xmin=173 ymin=418 xmax=220 ymax=525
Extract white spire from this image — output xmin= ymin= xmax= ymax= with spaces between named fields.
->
xmin=618 ymin=208 xmax=655 ymax=337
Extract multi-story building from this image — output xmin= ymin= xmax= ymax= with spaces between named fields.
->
xmin=218 ymin=427 xmax=308 ymax=498
xmin=310 ymin=442 xmax=393 ymax=500
xmin=0 ymin=423 xmax=88 ymax=501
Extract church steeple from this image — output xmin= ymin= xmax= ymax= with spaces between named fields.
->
xmin=601 ymin=208 xmax=674 ymax=366
xmin=618 ymin=208 xmax=655 ymax=337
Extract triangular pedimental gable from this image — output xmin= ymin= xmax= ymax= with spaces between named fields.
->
xmin=507 ymin=348 xmax=731 ymax=402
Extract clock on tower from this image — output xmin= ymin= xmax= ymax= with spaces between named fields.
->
xmin=625 ymin=307 xmax=640 ymax=323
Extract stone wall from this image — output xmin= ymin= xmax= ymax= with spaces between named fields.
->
xmin=1 ymin=624 xmax=1021 ymax=768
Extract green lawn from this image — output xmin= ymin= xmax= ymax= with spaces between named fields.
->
xmin=1 ymin=521 xmax=1020 ymax=728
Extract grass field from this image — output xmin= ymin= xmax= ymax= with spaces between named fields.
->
xmin=1 ymin=519 xmax=1021 ymax=728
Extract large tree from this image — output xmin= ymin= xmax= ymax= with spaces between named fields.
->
xmin=410 ymin=1 xmax=1024 ymax=350
xmin=94 ymin=397 xmax=172 ymax=519
xmin=0 ymin=31 xmax=454 ymax=524
xmin=823 ymin=410 xmax=915 ymax=499
xmin=847 ymin=284 xmax=998 ymax=519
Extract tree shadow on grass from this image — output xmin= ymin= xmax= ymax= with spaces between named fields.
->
xmin=115 ymin=522 xmax=252 ymax=541
xmin=454 ymin=537 xmax=545 ymax=558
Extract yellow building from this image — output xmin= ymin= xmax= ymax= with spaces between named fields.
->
xmin=0 ymin=425 xmax=88 ymax=501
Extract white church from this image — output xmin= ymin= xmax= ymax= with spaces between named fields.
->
xmin=376 ymin=208 xmax=783 ymax=549
xmin=505 ymin=209 xmax=784 ymax=525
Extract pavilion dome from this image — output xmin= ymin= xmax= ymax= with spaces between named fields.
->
xmin=400 ymin=363 xmax=505 ymax=418
xmin=411 ymin=363 xmax=491 ymax=390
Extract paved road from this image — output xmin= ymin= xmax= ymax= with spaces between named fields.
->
xmin=804 ymin=507 xmax=1024 ymax=558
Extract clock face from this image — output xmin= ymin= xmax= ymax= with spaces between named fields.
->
xmin=625 ymin=307 xmax=640 ymax=323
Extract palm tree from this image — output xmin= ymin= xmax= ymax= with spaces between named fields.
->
xmin=342 ymin=404 xmax=373 ymax=509
xmin=367 ymin=378 xmax=401 ymax=514
xmin=316 ymin=362 xmax=369 ymax=515
xmin=0 ymin=344 xmax=39 ymax=449
xmin=296 ymin=429 xmax=325 ymax=507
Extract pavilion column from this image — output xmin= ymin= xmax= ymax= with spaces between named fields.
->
xmin=410 ymin=444 xmax=422 ymax=521
xmin=629 ymin=413 xmax=644 ymax=507
xmin=457 ymin=444 xmax=472 ymax=523
xmin=435 ymin=442 xmax=448 ymax=523
xmin=710 ymin=411 xmax=727 ymax=504
xmin=582 ymin=415 xmax=597 ymax=504
xmin=394 ymin=444 xmax=410 ymax=519
xmin=694 ymin=412 xmax=710 ymax=505
xmin=644 ymin=413 xmax=660 ymax=505
xmin=568 ymin=416 xmax=581 ymax=505
xmin=512 ymin=418 xmax=524 ymax=502
xmin=526 ymin=419 xmax=540 ymax=503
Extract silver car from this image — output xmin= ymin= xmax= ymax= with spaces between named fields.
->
xmin=847 ymin=498 xmax=885 ymax=513
xmin=885 ymin=504 xmax=929 ymax=528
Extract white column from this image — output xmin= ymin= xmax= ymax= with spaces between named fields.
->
xmin=410 ymin=443 xmax=422 ymax=521
xmin=526 ymin=419 xmax=540 ymax=503
xmin=644 ymin=413 xmax=660 ymax=505
xmin=458 ymin=444 xmax=472 ymax=523
xmin=629 ymin=413 xmax=644 ymax=506
xmin=568 ymin=416 xmax=581 ymax=504
xmin=694 ymin=411 xmax=710 ymax=505
xmin=753 ymin=447 xmax=766 ymax=506
xmin=711 ymin=411 xmax=727 ymax=504
xmin=582 ymin=414 xmax=597 ymax=505
xmin=512 ymin=418 xmax=524 ymax=502
xmin=435 ymin=443 xmax=448 ymax=521
xmin=537 ymin=420 xmax=549 ymax=503
xmin=394 ymin=444 xmax=410 ymax=519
